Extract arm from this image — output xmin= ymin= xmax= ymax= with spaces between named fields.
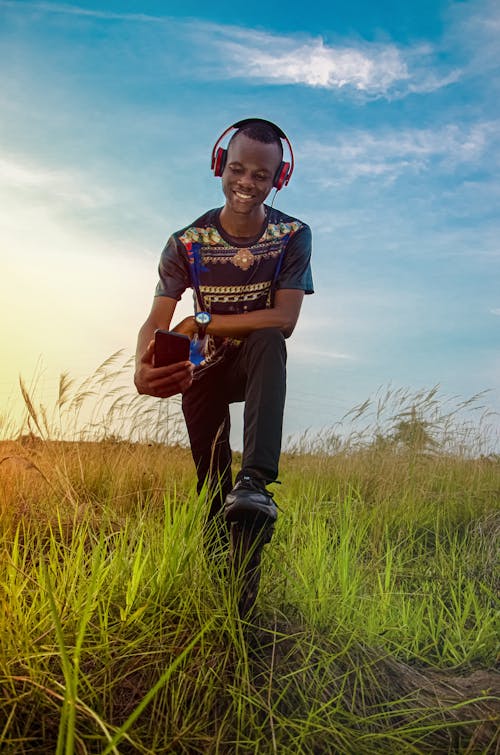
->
xmin=134 ymin=296 xmax=193 ymax=398
xmin=173 ymin=289 xmax=305 ymax=340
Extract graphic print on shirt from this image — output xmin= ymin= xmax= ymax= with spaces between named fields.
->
xmin=179 ymin=220 xmax=302 ymax=315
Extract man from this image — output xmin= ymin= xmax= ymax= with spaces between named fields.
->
xmin=135 ymin=118 xmax=313 ymax=559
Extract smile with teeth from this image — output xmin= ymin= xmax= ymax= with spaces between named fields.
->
xmin=234 ymin=190 xmax=253 ymax=200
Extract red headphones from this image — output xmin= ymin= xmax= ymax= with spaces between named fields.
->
xmin=211 ymin=118 xmax=295 ymax=190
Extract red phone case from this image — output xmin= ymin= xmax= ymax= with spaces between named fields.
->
xmin=154 ymin=329 xmax=190 ymax=367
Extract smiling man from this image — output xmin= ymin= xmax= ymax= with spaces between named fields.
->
xmin=135 ymin=118 xmax=313 ymax=604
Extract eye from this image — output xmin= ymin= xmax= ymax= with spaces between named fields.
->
xmin=229 ymin=165 xmax=243 ymax=174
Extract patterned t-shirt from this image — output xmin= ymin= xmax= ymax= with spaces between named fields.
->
xmin=155 ymin=205 xmax=313 ymax=366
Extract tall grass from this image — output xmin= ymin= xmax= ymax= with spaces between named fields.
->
xmin=7 ymin=350 xmax=187 ymax=445
xmin=0 ymin=361 xmax=499 ymax=753
xmin=285 ymin=383 xmax=499 ymax=458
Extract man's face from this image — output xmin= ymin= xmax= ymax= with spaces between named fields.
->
xmin=221 ymin=133 xmax=282 ymax=217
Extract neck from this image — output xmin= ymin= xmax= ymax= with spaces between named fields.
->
xmin=220 ymin=205 xmax=266 ymax=238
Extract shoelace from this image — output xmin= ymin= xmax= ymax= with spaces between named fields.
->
xmin=238 ymin=476 xmax=272 ymax=495
xmin=237 ymin=477 xmax=284 ymax=509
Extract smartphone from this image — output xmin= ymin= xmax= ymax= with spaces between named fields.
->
xmin=153 ymin=329 xmax=190 ymax=367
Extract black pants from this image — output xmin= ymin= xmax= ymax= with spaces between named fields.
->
xmin=182 ymin=328 xmax=287 ymax=520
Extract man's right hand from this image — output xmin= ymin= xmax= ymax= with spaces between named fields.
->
xmin=134 ymin=339 xmax=194 ymax=398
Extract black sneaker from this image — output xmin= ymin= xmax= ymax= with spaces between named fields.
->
xmin=224 ymin=475 xmax=278 ymax=533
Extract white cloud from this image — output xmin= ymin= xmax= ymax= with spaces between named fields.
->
xmin=406 ymin=68 xmax=462 ymax=94
xmin=183 ymin=19 xmax=467 ymax=98
xmin=0 ymin=1 xmax=462 ymax=98
xmin=192 ymin=26 xmax=458 ymax=98
xmin=490 ymin=308 xmax=500 ymax=316
xmin=301 ymin=121 xmax=499 ymax=185
xmin=220 ymin=36 xmax=409 ymax=93
xmin=0 ymin=155 xmax=111 ymax=208
xmin=445 ymin=0 xmax=500 ymax=77
xmin=292 ymin=347 xmax=355 ymax=361
xmin=0 ymin=0 xmax=162 ymax=23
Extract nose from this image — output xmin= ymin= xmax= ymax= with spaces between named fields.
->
xmin=237 ymin=171 xmax=254 ymax=190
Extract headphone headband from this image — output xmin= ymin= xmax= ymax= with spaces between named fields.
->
xmin=211 ymin=117 xmax=294 ymax=190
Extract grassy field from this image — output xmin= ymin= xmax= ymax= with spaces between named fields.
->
xmin=0 ymin=367 xmax=499 ymax=753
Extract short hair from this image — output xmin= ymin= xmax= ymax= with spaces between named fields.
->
xmin=229 ymin=120 xmax=283 ymax=158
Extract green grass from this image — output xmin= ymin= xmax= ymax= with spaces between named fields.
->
xmin=0 ymin=367 xmax=499 ymax=753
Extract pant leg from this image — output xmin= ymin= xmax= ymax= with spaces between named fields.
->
xmin=181 ymin=365 xmax=233 ymax=519
xmin=237 ymin=328 xmax=287 ymax=483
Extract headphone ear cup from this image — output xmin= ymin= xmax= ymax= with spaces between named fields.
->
xmin=273 ymin=161 xmax=291 ymax=190
xmin=213 ymin=147 xmax=227 ymax=177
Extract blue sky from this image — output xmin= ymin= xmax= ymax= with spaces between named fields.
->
xmin=1 ymin=0 xmax=499 ymax=447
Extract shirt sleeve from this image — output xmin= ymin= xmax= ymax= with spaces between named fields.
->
xmin=276 ymin=224 xmax=314 ymax=294
xmin=154 ymin=235 xmax=191 ymax=300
